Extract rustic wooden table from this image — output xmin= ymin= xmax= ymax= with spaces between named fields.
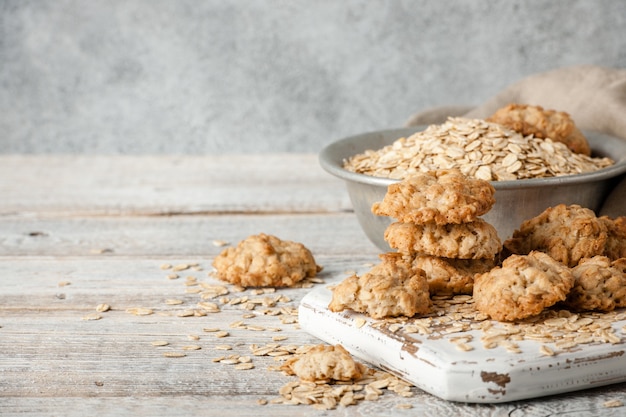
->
xmin=2 ymin=155 xmax=625 ymax=416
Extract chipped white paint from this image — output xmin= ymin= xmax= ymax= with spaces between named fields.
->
xmin=300 ymin=283 xmax=626 ymax=403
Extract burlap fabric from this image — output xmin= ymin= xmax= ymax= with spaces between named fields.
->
xmin=405 ymin=65 xmax=626 ymax=217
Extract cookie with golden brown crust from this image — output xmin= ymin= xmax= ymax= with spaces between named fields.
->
xmin=487 ymin=103 xmax=591 ymax=155
xmin=411 ymin=255 xmax=495 ymax=295
xmin=565 ymin=256 xmax=626 ymax=312
xmin=599 ymin=216 xmax=626 ymax=260
xmin=212 ymin=233 xmax=321 ymax=287
xmin=384 ymin=220 xmax=501 ymax=260
xmin=328 ymin=252 xmax=431 ymax=319
xmin=280 ymin=344 xmax=366 ymax=382
xmin=371 ymin=169 xmax=496 ymax=225
xmin=503 ymin=204 xmax=608 ymax=267
xmin=473 ymin=251 xmax=574 ymax=322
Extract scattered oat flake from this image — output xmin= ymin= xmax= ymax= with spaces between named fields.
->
xmin=160 ymin=263 xmax=172 ymax=270
xmin=166 ymin=273 xmax=179 ymax=280
xmin=215 ymin=345 xmax=232 ymax=351
xmin=96 ymin=303 xmax=111 ymax=312
xmin=82 ymin=313 xmax=102 ymax=321
xmin=182 ymin=345 xmax=202 ymax=351
xmin=235 ymin=363 xmax=255 ymax=370
xmin=251 ymin=346 xmax=275 ymax=356
xmin=166 ymin=299 xmax=184 ymax=305
xmin=212 ymin=239 xmax=229 ymax=247
xmin=172 ymin=263 xmax=190 ymax=271
xmin=58 ymin=281 xmax=71 ymax=287
xmin=396 ymin=403 xmax=413 ymax=409
xmin=540 ymin=345 xmax=555 ymax=356
xmin=355 ymin=318 xmax=367 ymax=328
xmin=126 ymin=307 xmax=154 ymax=316
xmin=257 ymin=398 xmax=268 ymax=405
xmin=163 ymin=352 xmax=186 ymax=358
xmin=604 ymin=399 xmax=624 ymax=408
xmin=151 ymin=340 xmax=169 ymax=347
xmin=203 ymin=327 xmax=220 ymax=333
xmin=454 ymin=342 xmax=473 ymax=352
xmin=197 ymin=301 xmax=219 ymax=311
xmin=214 ymin=331 xmax=229 ymax=338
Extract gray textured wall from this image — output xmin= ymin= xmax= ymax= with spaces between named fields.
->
xmin=1 ymin=0 xmax=625 ymax=154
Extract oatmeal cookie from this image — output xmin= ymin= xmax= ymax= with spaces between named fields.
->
xmin=600 ymin=216 xmax=626 ymax=260
xmin=411 ymin=255 xmax=495 ymax=295
xmin=503 ymin=204 xmax=608 ymax=267
xmin=473 ymin=251 xmax=574 ymax=321
xmin=384 ymin=220 xmax=501 ymax=260
xmin=328 ymin=253 xmax=431 ymax=319
xmin=371 ymin=169 xmax=496 ymax=224
xmin=564 ymin=256 xmax=626 ymax=312
xmin=212 ymin=233 xmax=321 ymax=287
xmin=487 ymin=103 xmax=591 ymax=156
xmin=280 ymin=344 xmax=365 ymax=382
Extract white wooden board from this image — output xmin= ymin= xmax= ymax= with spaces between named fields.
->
xmin=299 ymin=281 xmax=626 ymax=403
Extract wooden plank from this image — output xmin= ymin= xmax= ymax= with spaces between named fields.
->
xmin=0 ymin=155 xmax=352 ymax=215
xmin=0 ymin=395 xmax=609 ymax=417
xmin=0 ymin=255 xmax=377 ymax=308
xmin=0 ymin=395 xmax=515 ymax=417
xmin=0 ymin=213 xmax=380 ymax=258
xmin=4 ymin=390 xmax=626 ymax=417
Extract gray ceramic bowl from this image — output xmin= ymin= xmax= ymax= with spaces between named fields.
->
xmin=320 ymin=127 xmax=626 ymax=252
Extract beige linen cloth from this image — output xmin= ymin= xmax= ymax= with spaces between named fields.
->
xmin=405 ymin=65 xmax=626 ymax=217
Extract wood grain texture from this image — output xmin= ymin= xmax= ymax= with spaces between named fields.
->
xmin=2 ymin=155 xmax=626 ymax=416
xmin=0 ymin=213 xmax=378 ymax=258
xmin=0 ymin=155 xmax=351 ymax=216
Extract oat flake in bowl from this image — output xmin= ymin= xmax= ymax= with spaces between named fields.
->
xmin=343 ymin=117 xmax=614 ymax=181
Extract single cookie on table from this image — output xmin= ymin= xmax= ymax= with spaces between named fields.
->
xmin=564 ymin=256 xmax=626 ymax=312
xmin=473 ymin=251 xmax=574 ymax=322
xmin=503 ymin=204 xmax=608 ymax=267
xmin=486 ymin=103 xmax=591 ymax=156
xmin=599 ymin=216 xmax=626 ymax=260
xmin=384 ymin=220 xmax=501 ymax=260
xmin=328 ymin=252 xmax=431 ymax=319
xmin=371 ymin=169 xmax=496 ymax=225
xmin=280 ymin=344 xmax=366 ymax=382
xmin=212 ymin=233 xmax=321 ymax=287
xmin=411 ymin=255 xmax=496 ymax=295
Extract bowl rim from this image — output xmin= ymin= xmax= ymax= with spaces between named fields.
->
xmin=319 ymin=126 xmax=626 ymax=190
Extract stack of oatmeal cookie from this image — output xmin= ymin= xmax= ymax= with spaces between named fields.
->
xmin=373 ymin=169 xmax=501 ymax=296
xmin=329 ymin=169 xmax=500 ymax=319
